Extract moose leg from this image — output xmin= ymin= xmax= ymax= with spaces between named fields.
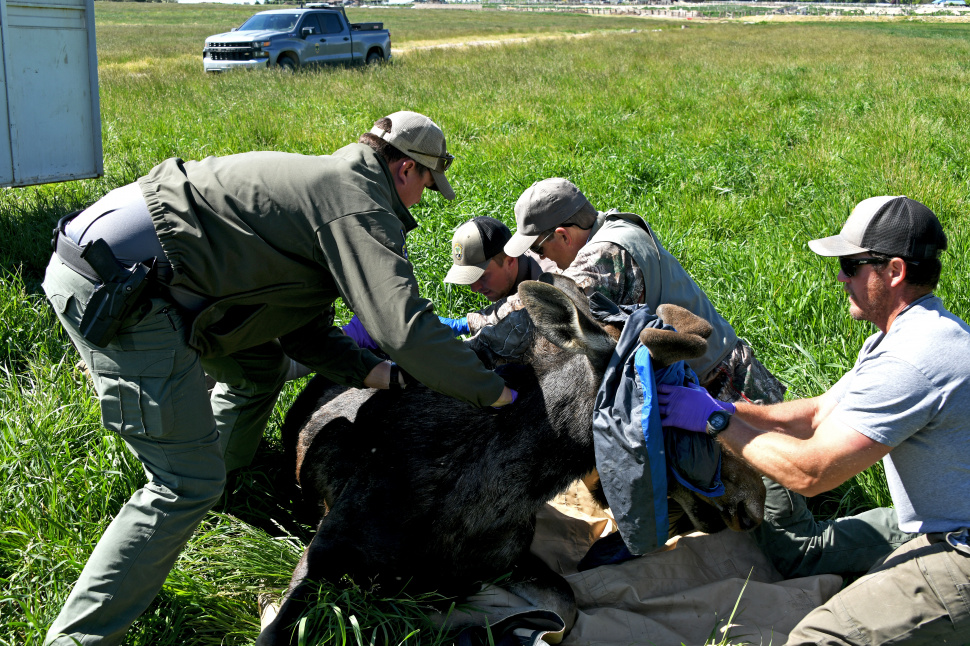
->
xmin=257 ymin=491 xmax=374 ymax=646
xmin=257 ymin=485 xmax=404 ymax=646
xmin=256 ymin=521 xmax=354 ymax=646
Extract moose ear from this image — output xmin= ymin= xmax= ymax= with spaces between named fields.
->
xmin=638 ymin=328 xmax=707 ymax=369
xmin=518 ymin=280 xmax=614 ymax=361
xmin=655 ymin=304 xmax=713 ymax=340
xmin=639 ymin=304 xmax=712 ymax=369
xmin=537 ymin=272 xmax=589 ymax=306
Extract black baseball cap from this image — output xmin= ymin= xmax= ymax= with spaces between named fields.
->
xmin=809 ymin=196 xmax=947 ymax=260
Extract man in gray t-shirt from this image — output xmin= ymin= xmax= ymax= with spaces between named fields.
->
xmin=656 ymin=196 xmax=969 ymax=645
xmin=828 ymin=293 xmax=970 ymax=534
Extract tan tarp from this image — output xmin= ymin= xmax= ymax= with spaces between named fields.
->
xmin=528 ymin=484 xmax=843 ymax=646
xmin=261 ymin=482 xmax=842 ymax=646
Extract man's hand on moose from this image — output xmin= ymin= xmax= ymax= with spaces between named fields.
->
xmin=492 ymin=362 xmax=534 ymax=392
xmin=490 ymin=386 xmax=518 ymax=408
xmin=363 ymin=361 xmax=391 ymax=389
xmin=656 ymin=383 xmax=736 ymax=433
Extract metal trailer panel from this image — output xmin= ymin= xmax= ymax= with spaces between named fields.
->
xmin=0 ymin=0 xmax=103 ymax=187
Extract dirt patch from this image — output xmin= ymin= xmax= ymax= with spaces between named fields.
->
xmin=395 ymin=30 xmax=605 ymax=54
xmin=393 ymin=5 xmax=970 ymax=54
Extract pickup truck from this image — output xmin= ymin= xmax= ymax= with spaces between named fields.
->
xmin=203 ymin=6 xmax=391 ymax=73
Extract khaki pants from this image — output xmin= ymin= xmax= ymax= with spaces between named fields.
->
xmin=42 ymin=256 xmax=287 ymax=645
xmin=786 ymin=531 xmax=970 ymax=645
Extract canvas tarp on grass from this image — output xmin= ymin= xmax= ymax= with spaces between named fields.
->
xmin=526 ymin=483 xmax=842 ymax=646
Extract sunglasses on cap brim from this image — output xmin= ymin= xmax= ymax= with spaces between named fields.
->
xmin=407 ymin=148 xmax=454 ymax=172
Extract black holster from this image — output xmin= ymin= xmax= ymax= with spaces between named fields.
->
xmin=75 ymin=238 xmax=155 ymax=347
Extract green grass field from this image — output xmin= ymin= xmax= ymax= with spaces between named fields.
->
xmin=2 ymin=3 xmax=969 ymax=644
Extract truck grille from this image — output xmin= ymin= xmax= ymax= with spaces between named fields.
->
xmin=205 ymin=43 xmax=256 ymax=61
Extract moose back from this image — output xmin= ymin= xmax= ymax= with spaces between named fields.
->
xmin=256 ymin=275 xmax=765 ymax=645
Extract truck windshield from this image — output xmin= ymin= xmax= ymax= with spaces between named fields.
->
xmin=238 ymin=13 xmax=301 ymax=32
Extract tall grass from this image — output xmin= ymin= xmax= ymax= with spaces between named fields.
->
xmin=1 ymin=4 xmax=969 ymax=644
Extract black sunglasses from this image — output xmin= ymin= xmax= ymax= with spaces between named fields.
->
xmin=838 ymin=256 xmax=888 ymax=277
xmin=530 ymin=231 xmax=556 ymax=256
xmin=407 ymin=148 xmax=454 ymax=172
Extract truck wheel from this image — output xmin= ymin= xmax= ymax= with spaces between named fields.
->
xmin=366 ymin=51 xmax=383 ymax=65
xmin=278 ymin=56 xmax=298 ymax=72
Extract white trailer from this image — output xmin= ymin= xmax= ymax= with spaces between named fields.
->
xmin=0 ymin=0 xmax=102 ymax=188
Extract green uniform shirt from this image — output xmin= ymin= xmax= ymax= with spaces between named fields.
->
xmin=138 ymin=143 xmax=504 ymax=407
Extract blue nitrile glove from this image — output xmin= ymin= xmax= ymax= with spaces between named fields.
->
xmin=656 ymin=383 xmax=736 ymax=433
xmin=341 ymin=315 xmax=378 ymax=350
xmin=438 ymin=315 xmax=470 ymax=336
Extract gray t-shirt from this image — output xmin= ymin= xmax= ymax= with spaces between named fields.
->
xmin=829 ymin=294 xmax=970 ymax=533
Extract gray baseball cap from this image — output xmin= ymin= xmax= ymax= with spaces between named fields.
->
xmin=504 ymin=178 xmax=594 ymax=257
xmin=444 ymin=217 xmax=512 ymax=284
xmin=369 ymin=111 xmax=456 ymax=200
xmin=809 ymin=196 xmax=947 ymax=259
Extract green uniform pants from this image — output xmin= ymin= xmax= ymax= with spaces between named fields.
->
xmin=42 ymin=256 xmax=287 ymax=645
xmin=705 ymin=341 xmax=917 ymax=579
xmin=754 ymin=478 xmax=918 ymax=579
xmin=785 ymin=531 xmax=970 ymax=645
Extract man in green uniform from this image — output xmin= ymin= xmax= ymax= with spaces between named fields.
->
xmin=42 ymin=111 xmax=513 ymax=646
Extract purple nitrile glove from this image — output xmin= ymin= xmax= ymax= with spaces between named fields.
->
xmin=341 ymin=315 xmax=378 ymax=350
xmin=713 ymin=397 xmax=737 ymax=414
xmin=491 ymin=388 xmax=518 ymax=409
xmin=656 ymin=383 xmax=735 ymax=433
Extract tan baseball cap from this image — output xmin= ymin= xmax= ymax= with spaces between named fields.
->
xmin=370 ymin=111 xmax=456 ymax=200
xmin=444 ymin=217 xmax=512 ymax=284
xmin=504 ymin=178 xmax=594 ymax=257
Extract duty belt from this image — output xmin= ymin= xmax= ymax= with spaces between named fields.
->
xmin=52 ymin=210 xmax=106 ymax=282
xmin=51 ymin=210 xmax=173 ymax=284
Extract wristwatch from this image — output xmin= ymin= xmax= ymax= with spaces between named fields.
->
xmin=388 ymin=362 xmax=418 ymax=391
xmin=706 ymin=410 xmax=732 ymax=438
xmin=388 ymin=362 xmax=406 ymax=391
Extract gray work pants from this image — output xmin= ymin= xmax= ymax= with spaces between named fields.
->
xmin=42 ymin=256 xmax=287 ymax=645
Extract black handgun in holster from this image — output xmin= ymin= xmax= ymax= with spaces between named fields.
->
xmin=77 ymin=238 xmax=155 ymax=347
